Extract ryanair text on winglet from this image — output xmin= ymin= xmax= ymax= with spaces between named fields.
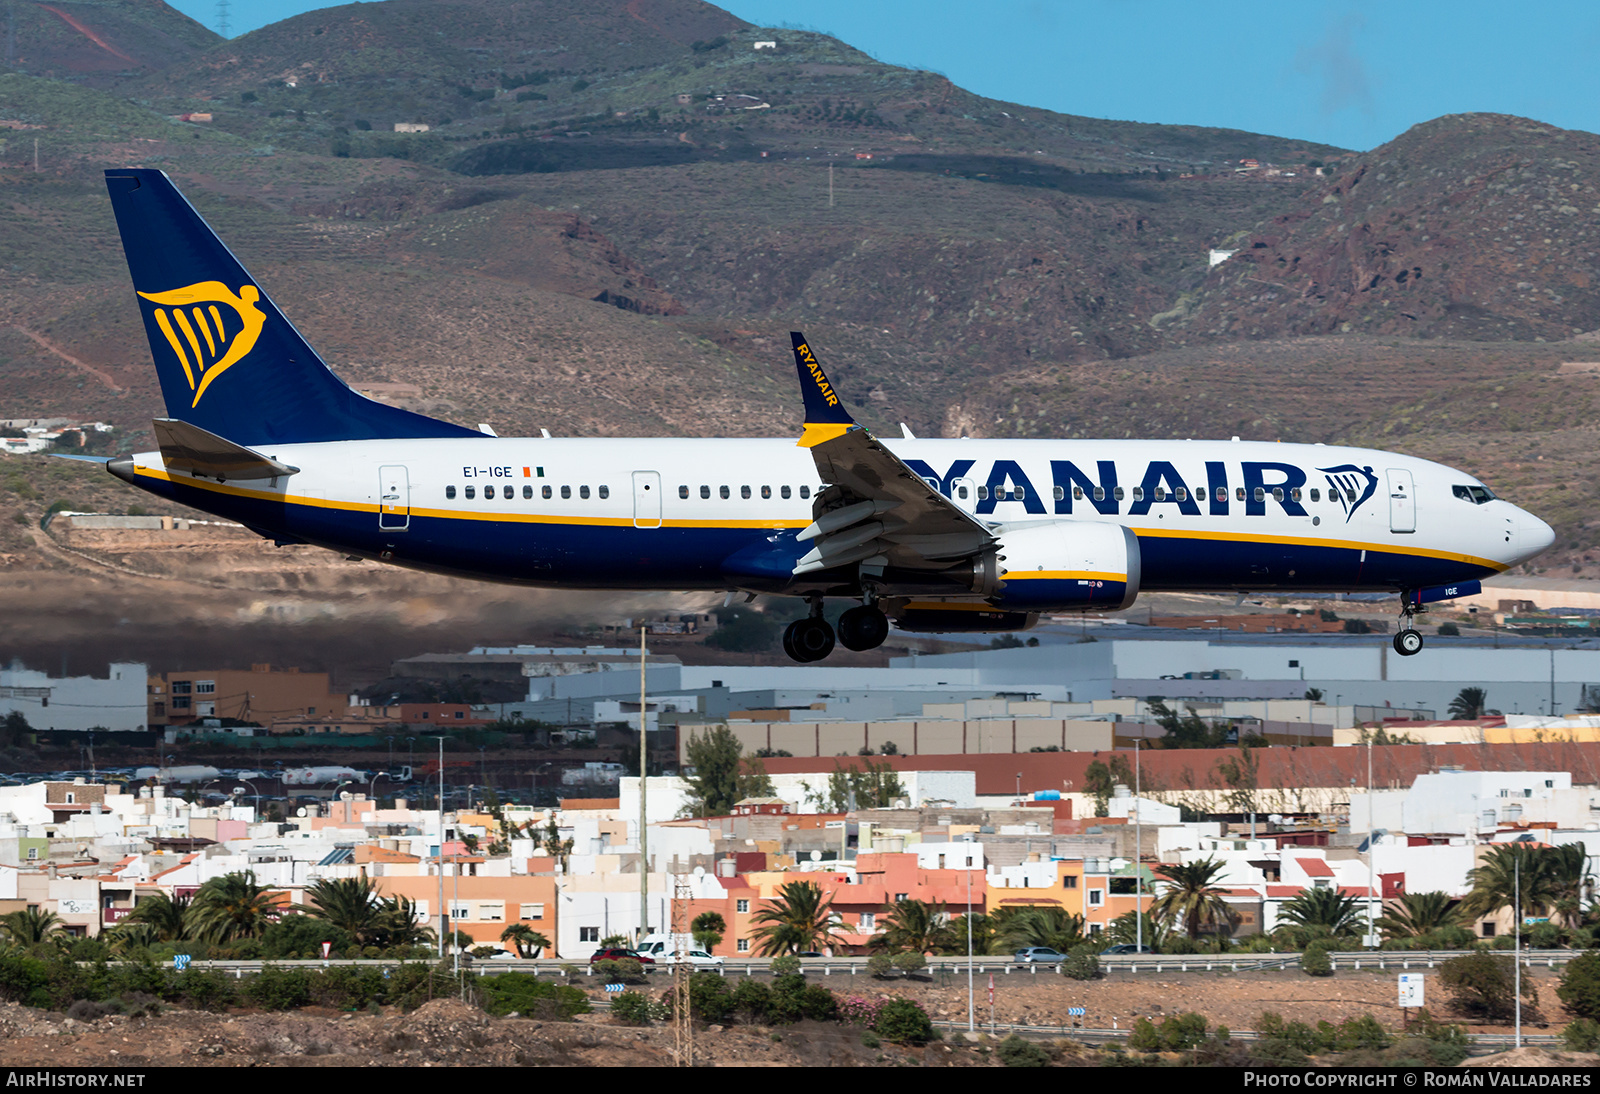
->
xmin=796 ymin=343 xmax=839 ymax=407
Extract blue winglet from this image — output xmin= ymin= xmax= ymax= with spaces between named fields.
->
xmin=790 ymin=332 xmax=856 ymax=447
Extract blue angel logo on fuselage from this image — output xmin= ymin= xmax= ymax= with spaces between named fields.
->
xmin=1318 ymin=464 xmax=1378 ymax=523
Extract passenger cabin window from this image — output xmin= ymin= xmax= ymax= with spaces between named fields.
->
xmin=1131 ymin=487 xmax=1144 ymax=501
xmin=465 ymin=485 xmax=476 ymax=499
xmin=1289 ymin=488 xmax=1301 ymax=502
xmin=560 ymin=486 xmax=571 ymax=499
xmin=1093 ymin=487 xmax=1104 ymax=502
xmin=800 ymin=486 xmax=810 ymax=499
xmin=579 ymin=485 xmax=590 ymax=499
xmin=679 ymin=485 xmax=689 ymax=499
xmin=598 ymin=485 xmax=609 ymax=499
xmin=1216 ymin=487 xmax=1226 ymax=502
xmin=1272 ymin=487 xmax=1284 ymax=502
xmin=741 ymin=486 xmax=751 ymax=499
xmin=1236 ymin=487 xmax=1246 ymax=501
xmin=542 ymin=486 xmax=552 ymax=499
xmin=523 ymin=485 xmax=533 ymax=499
xmin=484 ymin=485 xmax=495 ymax=499
xmin=1153 ymin=487 xmax=1166 ymax=501
xmin=1310 ymin=488 xmax=1320 ymax=502
xmin=977 ymin=486 xmax=989 ymax=500
xmin=957 ymin=485 xmax=969 ymax=499
xmin=1113 ymin=487 xmax=1125 ymax=501
xmin=700 ymin=486 xmax=710 ymax=499
xmin=1254 ymin=487 xmax=1266 ymax=502
xmin=761 ymin=485 xmax=771 ymax=499
xmin=445 ymin=485 xmax=456 ymax=500
xmin=781 ymin=485 xmax=792 ymax=499
xmin=720 ymin=486 xmax=730 ymax=499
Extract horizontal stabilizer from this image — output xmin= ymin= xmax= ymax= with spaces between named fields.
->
xmin=152 ymin=418 xmax=299 ymax=482
xmin=47 ymin=454 xmax=113 ymax=464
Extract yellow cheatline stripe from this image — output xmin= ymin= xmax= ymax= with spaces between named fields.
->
xmin=1004 ymin=570 xmax=1126 ymax=583
xmin=1129 ymin=524 xmax=1506 ymax=573
xmin=797 ymin=422 xmax=851 ymax=448
xmin=131 ymin=466 xmax=809 ymax=529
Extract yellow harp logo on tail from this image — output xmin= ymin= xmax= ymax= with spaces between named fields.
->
xmin=137 ymin=281 xmax=267 ymax=407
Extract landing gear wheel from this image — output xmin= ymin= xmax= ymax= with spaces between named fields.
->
xmin=837 ymin=605 xmax=890 ymax=651
xmin=1394 ymin=628 xmax=1424 ymax=656
xmin=783 ymin=617 xmax=836 ymax=663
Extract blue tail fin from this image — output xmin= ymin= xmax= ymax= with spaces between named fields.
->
xmin=104 ymin=169 xmax=481 ymax=445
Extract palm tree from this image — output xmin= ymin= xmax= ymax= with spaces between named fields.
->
xmin=186 ymin=871 xmax=282 ymax=944
xmin=120 ymin=891 xmax=191 ymax=942
xmin=1276 ymin=887 xmax=1363 ymax=943
xmin=869 ymin=899 xmax=954 ymax=955
xmin=691 ymin=911 xmax=726 ymax=951
xmin=1460 ymin=843 xmax=1589 ymax=926
xmin=749 ymin=881 xmax=847 ymax=956
xmin=938 ymin=912 xmax=994 ymax=957
xmin=1449 ymin=687 xmax=1489 ymax=719
xmin=299 ymin=876 xmax=385 ymax=945
xmin=500 ymin=923 xmax=550 ymax=958
xmin=0 ymin=908 xmax=63 ymax=946
xmin=375 ymin=896 xmax=433 ymax=951
xmin=995 ymin=906 xmax=1085 ymax=954
xmin=1104 ymin=910 xmax=1170 ymax=951
xmin=1375 ymin=891 xmax=1461 ymax=940
xmin=1150 ymin=859 xmax=1237 ymax=941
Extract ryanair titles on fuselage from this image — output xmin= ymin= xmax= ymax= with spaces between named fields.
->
xmin=901 ymin=455 xmax=1382 ymax=522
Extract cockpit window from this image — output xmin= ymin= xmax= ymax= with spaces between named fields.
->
xmin=1453 ymin=484 xmax=1496 ymax=505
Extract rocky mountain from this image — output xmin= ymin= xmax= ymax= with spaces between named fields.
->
xmin=1 ymin=0 xmax=218 ymax=84
xmin=1174 ymin=115 xmax=1600 ymax=343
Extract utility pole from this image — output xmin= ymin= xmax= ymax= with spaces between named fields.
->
xmin=433 ymin=735 xmax=447 ymax=959
xmin=672 ymin=870 xmax=693 ymax=1065
xmin=639 ymin=625 xmax=649 ymax=944
xmin=828 ymin=163 xmax=833 ymax=208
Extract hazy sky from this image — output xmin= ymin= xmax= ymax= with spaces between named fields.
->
xmin=169 ymin=0 xmax=1600 ymax=151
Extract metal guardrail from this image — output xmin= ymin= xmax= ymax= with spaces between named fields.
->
xmin=180 ymin=948 xmax=1586 ymax=978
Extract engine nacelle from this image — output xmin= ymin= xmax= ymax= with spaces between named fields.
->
xmin=988 ymin=520 xmax=1141 ymax=612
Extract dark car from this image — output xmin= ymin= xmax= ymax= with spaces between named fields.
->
xmin=588 ymin=948 xmax=655 ymax=965
xmin=1100 ymin=944 xmax=1155 ymax=955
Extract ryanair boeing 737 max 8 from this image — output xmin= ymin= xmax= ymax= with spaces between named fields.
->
xmin=95 ymin=169 xmax=1555 ymax=662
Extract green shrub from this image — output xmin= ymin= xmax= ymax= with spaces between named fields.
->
xmin=1128 ymin=1016 xmax=1160 ymax=1052
xmin=770 ymin=954 xmax=801 ymax=976
xmin=1300 ymin=944 xmax=1332 ymax=977
xmin=891 ymin=951 xmax=926 ymax=977
xmin=1062 ymin=946 xmax=1100 ymax=981
xmin=479 ymin=973 xmax=589 ymax=1020
xmin=1401 ymin=1009 xmax=1471 ymax=1066
xmin=866 ymin=953 xmax=894 ymax=979
xmin=1561 ymin=1017 xmax=1600 ymax=1052
xmin=1334 ymin=1013 xmax=1391 ymax=1052
xmin=730 ymin=979 xmax=771 ymax=1022
xmin=688 ymin=971 xmax=732 ymax=1022
xmin=860 ymin=1030 xmax=880 ymax=1049
xmin=769 ymin=973 xmax=835 ymax=1023
xmin=244 ymin=965 xmax=312 ymax=1011
xmin=1558 ymin=950 xmax=1600 ymax=1021
xmin=173 ymin=968 xmax=235 ymax=1012
xmin=873 ymin=998 xmax=935 ymax=1045
xmin=1257 ymin=1011 xmax=1323 ymax=1054
xmin=1439 ymin=951 xmax=1533 ymax=1020
xmin=1159 ymin=1012 xmax=1209 ymax=1051
xmin=609 ymin=991 xmax=653 ymax=1025
xmin=997 ymin=1034 xmax=1051 ymax=1067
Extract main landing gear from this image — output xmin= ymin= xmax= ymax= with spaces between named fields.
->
xmin=782 ymin=599 xmax=889 ymax=662
xmin=1393 ymin=592 xmax=1425 ymax=657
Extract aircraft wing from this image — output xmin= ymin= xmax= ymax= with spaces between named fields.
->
xmin=789 ymin=333 xmax=995 ymax=576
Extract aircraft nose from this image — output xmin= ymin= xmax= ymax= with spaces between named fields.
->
xmin=1518 ymin=510 xmax=1555 ymax=560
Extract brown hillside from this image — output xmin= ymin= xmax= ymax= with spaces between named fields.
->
xmin=1177 ymin=114 xmax=1600 ymax=343
xmin=4 ymin=0 xmax=218 ymax=83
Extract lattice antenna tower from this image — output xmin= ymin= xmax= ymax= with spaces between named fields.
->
xmin=213 ymin=0 xmax=231 ymax=38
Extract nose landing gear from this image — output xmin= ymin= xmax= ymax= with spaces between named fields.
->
xmin=1394 ymin=592 xmax=1425 ymax=656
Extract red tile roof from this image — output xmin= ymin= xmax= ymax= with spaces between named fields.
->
xmin=1296 ymin=858 xmax=1335 ymax=877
